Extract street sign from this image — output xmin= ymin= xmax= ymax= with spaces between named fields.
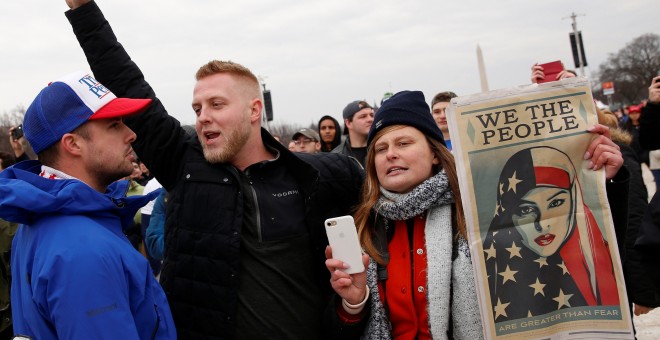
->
xmin=603 ymin=81 xmax=615 ymax=96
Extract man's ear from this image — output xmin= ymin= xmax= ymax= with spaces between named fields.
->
xmin=60 ymin=133 xmax=84 ymax=157
xmin=315 ymin=142 xmax=321 ymax=151
xmin=250 ymin=98 xmax=264 ymax=124
xmin=344 ymin=118 xmax=353 ymax=130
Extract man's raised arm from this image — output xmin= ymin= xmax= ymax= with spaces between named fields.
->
xmin=64 ymin=0 xmax=188 ymax=191
xmin=65 ymin=0 xmax=153 ymax=99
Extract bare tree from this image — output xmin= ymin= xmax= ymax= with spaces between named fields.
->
xmin=0 ymin=105 xmax=26 ymax=127
xmin=268 ymin=122 xmax=306 ymax=145
xmin=595 ymin=33 xmax=660 ymax=106
xmin=0 ymin=105 xmax=27 ymax=154
xmin=0 ymin=128 xmax=11 ymax=154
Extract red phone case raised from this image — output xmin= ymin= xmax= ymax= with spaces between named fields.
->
xmin=538 ymin=60 xmax=564 ymax=83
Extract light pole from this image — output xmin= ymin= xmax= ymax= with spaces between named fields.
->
xmin=564 ymin=12 xmax=586 ymax=76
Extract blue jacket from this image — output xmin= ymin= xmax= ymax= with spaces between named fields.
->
xmin=0 ymin=161 xmax=176 ymax=339
xmin=145 ymin=190 xmax=166 ymax=260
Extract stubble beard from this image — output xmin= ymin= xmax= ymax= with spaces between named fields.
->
xmin=202 ymin=121 xmax=251 ymax=164
xmin=91 ymin=155 xmax=134 ymax=189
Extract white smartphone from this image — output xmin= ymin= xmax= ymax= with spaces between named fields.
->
xmin=325 ymin=215 xmax=365 ymax=274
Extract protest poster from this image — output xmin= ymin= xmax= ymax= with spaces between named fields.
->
xmin=446 ymin=77 xmax=633 ymax=339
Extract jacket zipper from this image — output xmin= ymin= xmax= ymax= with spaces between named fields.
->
xmin=249 ymin=185 xmax=263 ymax=242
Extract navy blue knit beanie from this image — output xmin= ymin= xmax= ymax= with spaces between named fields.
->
xmin=367 ymin=90 xmax=446 ymax=147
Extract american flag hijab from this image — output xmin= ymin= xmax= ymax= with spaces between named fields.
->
xmin=484 ymin=146 xmax=619 ymax=322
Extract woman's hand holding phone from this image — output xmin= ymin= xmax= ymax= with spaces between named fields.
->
xmin=325 ymin=246 xmax=370 ymax=307
xmin=324 ymin=215 xmax=370 ymax=311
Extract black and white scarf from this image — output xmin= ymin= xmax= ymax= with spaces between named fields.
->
xmin=375 ymin=170 xmax=454 ymax=220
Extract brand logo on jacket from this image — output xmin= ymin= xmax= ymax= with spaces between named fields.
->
xmin=272 ymin=190 xmax=300 ymax=198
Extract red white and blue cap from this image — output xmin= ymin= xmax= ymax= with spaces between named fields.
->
xmin=24 ymin=71 xmax=152 ymax=154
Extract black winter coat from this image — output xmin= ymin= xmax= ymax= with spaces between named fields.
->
xmin=616 ymin=142 xmax=660 ymax=307
xmin=633 ymin=102 xmax=660 ymax=307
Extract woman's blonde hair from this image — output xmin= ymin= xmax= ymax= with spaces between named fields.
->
xmin=354 ymin=125 xmax=467 ymax=264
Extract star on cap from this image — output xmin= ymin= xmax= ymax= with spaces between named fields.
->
xmin=505 ymin=241 xmax=522 ymax=259
xmin=484 ymin=244 xmax=497 ymax=260
xmin=529 ymin=278 xmax=546 ymax=296
xmin=494 ymin=298 xmax=510 ymax=319
xmin=499 ymin=182 xmax=504 ymax=195
xmin=508 ymin=171 xmax=522 ymax=193
xmin=553 ymin=289 xmax=573 ymax=309
xmin=494 ymin=201 xmax=501 ymax=217
xmin=498 ymin=265 xmax=518 ymax=284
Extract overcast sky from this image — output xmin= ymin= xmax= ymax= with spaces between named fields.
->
xmin=1 ymin=1 xmax=658 ymax=129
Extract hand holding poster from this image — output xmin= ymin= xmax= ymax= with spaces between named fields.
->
xmin=446 ymin=77 xmax=633 ymax=339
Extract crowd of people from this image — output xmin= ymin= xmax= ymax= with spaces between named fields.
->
xmin=0 ymin=1 xmax=658 ymax=339
xmin=284 ymin=90 xmax=458 ymax=167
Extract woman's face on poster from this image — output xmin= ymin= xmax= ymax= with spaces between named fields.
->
xmin=511 ymin=186 xmax=572 ymax=257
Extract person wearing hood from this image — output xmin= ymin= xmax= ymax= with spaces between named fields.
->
xmin=318 ymin=115 xmax=342 ymax=152
xmin=0 ymin=71 xmax=176 ymax=339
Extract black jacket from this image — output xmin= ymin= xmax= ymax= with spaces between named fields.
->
xmin=67 ymin=3 xmax=365 ymax=338
xmin=639 ymin=102 xmax=660 ymax=150
xmin=614 ymin=142 xmax=660 ymax=307
xmin=632 ymin=102 xmax=660 ymax=307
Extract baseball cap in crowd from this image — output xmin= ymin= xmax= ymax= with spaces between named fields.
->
xmin=23 ymin=71 xmax=152 ymax=154
xmin=342 ymin=100 xmax=372 ymax=120
xmin=368 ymin=90 xmax=445 ymax=147
xmin=628 ymin=104 xmax=642 ymax=114
xmin=292 ymin=128 xmax=320 ymax=142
